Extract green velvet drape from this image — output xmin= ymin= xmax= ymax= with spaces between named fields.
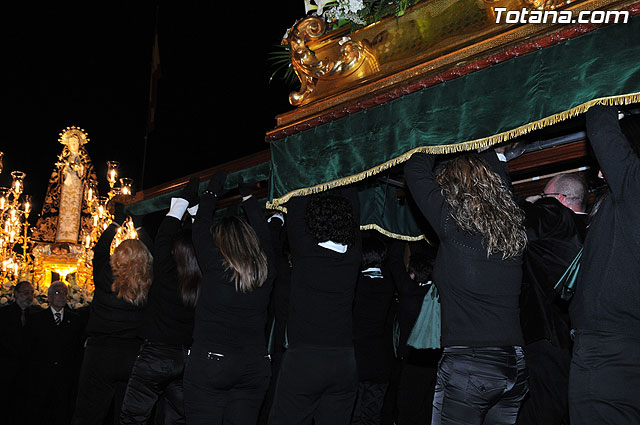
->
xmin=124 ymin=161 xmax=272 ymax=216
xmin=270 ymin=16 xmax=640 ymax=206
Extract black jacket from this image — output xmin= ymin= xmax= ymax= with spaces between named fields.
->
xmin=570 ymin=105 xmax=640 ymax=337
xmin=404 ymin=150 xmax=524 ymax=348
xmin=192 ymin=194 xmax=275 ymax=351
xmin=85 ymin=223 xmax=148 ymax=340
xmin=138 ymin=215 xmax=195 ymax=345
xmin=520 ymin=197 xmax=584 ymax=348
xmin=285 ymin=188 xmax=362 ymax=348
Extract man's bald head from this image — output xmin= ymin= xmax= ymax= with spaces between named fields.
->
xmin=544 ymin=173 xmax=587 ymax=213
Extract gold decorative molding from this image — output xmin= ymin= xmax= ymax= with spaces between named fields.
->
xmin=285 ymin=16 xmax=377 ymax=106
xmin=273 ymin=0 xmax=634 ymax=128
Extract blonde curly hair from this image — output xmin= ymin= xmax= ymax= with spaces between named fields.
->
xmin=436 ymin=154 xmax=527 ymax=259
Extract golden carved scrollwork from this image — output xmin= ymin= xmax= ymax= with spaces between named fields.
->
xmin=285 ymin=16 xmax=374 ymax=106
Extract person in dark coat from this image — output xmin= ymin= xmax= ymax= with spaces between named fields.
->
xmin=516 ymin=173 xmax=587 ymax=425
xmin=268 ymin=187 xmax=362 ymax=425
xmin=0 ymin=281 xmax=42 ymax=425
xmin=388 ymin=240 xmax=440 ymax=425
xmin=119 ymin=177 xmax=201 ymax=424
xmin=351 ymin=231 xmax=395 ymax=425
xmin=404 ymin=148 xmax=529 ymax=425
xmin=25 ymin=281 xmax=84 ymax=425
xmin=568 ymin=105 xmax=640 ymax=424
xmin=71 ymin=200 xmax=154 ymax=425
xmin=183 ymin=172 xmax=276 ymax=424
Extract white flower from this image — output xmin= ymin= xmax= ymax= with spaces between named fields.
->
xmin=305 ymin=0 xmax=337 ymax=15
xmin=304 ymin=0 xmax=316 ymax=13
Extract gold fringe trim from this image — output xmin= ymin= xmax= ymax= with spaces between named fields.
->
xmin=268 ymin=93 xmax=640 ymax=210
xmin=360 ymin=223 xmax=431 ymax=243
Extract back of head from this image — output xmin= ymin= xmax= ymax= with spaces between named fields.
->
xmin=213 ymin=216 xmax=268 ymax=293
xmin=304 ymin=194 xmax=357 ymax=246
xmin=110 ymin=239 xmax=153 ymax=306
xmin=360 ymin=231 xmax=387 ymax=269
xmin=436 ymin=153 xmax=527 ymax=259
xmin=173 ymin=228 xmax=202 ymax=308
xmin=545 ymin=173 xmax=587 ymax=213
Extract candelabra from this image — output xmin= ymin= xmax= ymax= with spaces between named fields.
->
xmin=82 ymin=160 xmax=135 ymax=251
xmin=0 ymin=159 xmax=34 ymax=285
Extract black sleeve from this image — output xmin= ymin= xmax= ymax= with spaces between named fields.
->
xmin=479 ymin=148 xmax=512 ymax=187
xmin=242 ymin=196 xmax=273 ymax=258
xmin=285 ymin=195 xmax=314 ymax=256
xmin=154 ymin=215 xmax=182 ymax=275
xmin=192 ymin=193 xmax=224 ymax=273
xmin=586 ymin=105 xmax=640 ymax=201
xmin=92 ymin=223 xmax=118 ymax=293
xmin=403 ymin=152 xmax=448 ymax=238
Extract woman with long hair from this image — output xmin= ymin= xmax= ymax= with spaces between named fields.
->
xmin=72 ymin=201 xmax=153 ymax=425
xmin=404 ymin=148 xmax=528 ymax=425
xmin=119 ymin=177 xmax=202 ymax=424
xmin=183 ymin=171 xmax=275 ymax=424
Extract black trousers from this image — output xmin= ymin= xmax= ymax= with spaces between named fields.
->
xmin=396 ymin=349 xmax=440 ymax=425
xmin=432 ymin=346 xmax=528 ymax=425
xmin=71 ymin=339 xmax=141 ymax=425
xmin=120 ymin=342 xmax=188 ymax=424
xmin=268 ymin=346 xmax=358 ymax=425
xmin=516 ymin=340 xmax=570 ymax=425
xmin=352 ymin=381 xmax=389 ymax=425
xmin=183 ymin=345 xmax=271 ymax=425
xmin=569 ymin=330 xmax=640 ymax=425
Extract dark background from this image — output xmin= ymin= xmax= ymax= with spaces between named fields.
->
xmin=1 ymin=1 xmax=303 ymax=220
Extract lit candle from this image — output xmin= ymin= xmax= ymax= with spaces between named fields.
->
xmin=85 ymin=234 xmax=91 ymax=249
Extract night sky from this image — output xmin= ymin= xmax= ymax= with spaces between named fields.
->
xmin=1 ymin=2 xmax=304 ymax=219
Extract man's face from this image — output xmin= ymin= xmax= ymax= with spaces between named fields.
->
xmin=14 ymin=284 xmax=34 ymax=309
xmin=48 ymin=285 xmax=68 ymax=310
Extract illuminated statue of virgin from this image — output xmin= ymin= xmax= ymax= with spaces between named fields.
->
xmin=32 ymin=126 xmax=99 ymax=244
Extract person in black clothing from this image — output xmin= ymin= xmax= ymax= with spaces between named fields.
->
xmin=516 ymin=173 xmax=587 ymax=425
xmin=388 ymin=240 xmax=440 ymax=425
xmin=120 ymin=177 xmax=202 ymax=424
xmin=0 ymin=281 xmax=41 ymax=425
xmin=183 ymin=171 xmax=275 ymax=425
xmin=404 ymin=149 xmax=528 ymax=425
xmin=268 ymin=187 xmax=362 ymax=425
xmin=351 ymin=231 xmax=395 ymax=425
xmin=71 ymin=200 xmax=154 ymax=425
xmin=258 ymin=211 xmax=292 ymax=425
xmin=568 ymin=105 xmax=640 ymax=424
xmin=26 ymin=281 xmax=84 ymax=425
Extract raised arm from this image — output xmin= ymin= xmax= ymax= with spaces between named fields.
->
xmin=479 ymin=147 xmax=512 ymax=188
xmin=93 ymin=222 xmax=118 ymax=292
xmin=155 ymin=177 xmax=200 ymax=273
xmin=403 ymin=152 xmax=448 ymax=237
xmin=192 ymin=172 xmax=225 ymax=273
xmin=586 ymin=105 xmax=640 ymax=201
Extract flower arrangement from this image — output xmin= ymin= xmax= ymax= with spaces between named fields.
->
xmin=303 ymin=0 xmax=419 ymax=29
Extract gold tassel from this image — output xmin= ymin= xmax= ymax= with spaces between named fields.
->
xmin=269 ymin=93 xmax=640 ymax=208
